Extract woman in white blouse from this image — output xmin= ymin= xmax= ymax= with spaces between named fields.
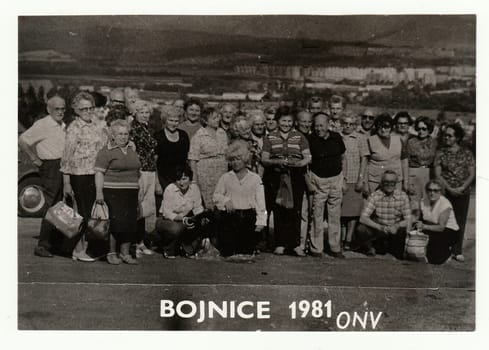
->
xmin=415 ymin=180 xmax=459 ymax=264
xmin=155 ymin=165 xmax=211 ymax=258
xmin=213 ymin=140 xmax=266 ymax=257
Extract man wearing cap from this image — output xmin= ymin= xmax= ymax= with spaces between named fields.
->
xmin=19 ymin=96 xmax=67 ymax=257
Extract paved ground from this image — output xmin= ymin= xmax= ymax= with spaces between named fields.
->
xmin=17 ymin=194 xmax=475 ymax=331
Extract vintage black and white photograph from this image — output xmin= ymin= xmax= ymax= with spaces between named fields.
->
xmin=13 ymin=4 xmax=481 ymax=336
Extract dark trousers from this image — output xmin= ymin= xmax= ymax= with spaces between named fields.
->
xmin=445 ymin=191 xmax=471 ymax=255
xmin=156 ymin=211 xmax=212 ymax=256
xmin=353 ymin=223 xmax=407 ymax=260
xmin=37 ymin=159 xmax=63 ymax=249
xmin=425 ymin=228 xmax=457 ymax=265
xmin=267 ymin=170 xmax=305 ymax=250
xmin=63 ymin=175 xmax=96 ymax=251
xmin=217 ymin=209 xmax=258 ymax=257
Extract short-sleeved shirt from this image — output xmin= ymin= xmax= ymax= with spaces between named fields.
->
xmin=420 ymin=195 xmax=459 ymax=231
xmin=406 ymin=136 xmax=437 ymax=168
xmin=362 ymin=189 xmax=411 ymax=226
xmin=130 ymin=119 xmax=157 ymax=172
xmin=435 ymin=146 xmax=475 ymax=191
xmin=309 ymin=131 xmax=346 ymax=178
xmin=60 ymin=118 xmax=106 ymax=175
xmin=20 ymin=115 xmax=66 ymax=160
xmin=262 ymin=129 xmax=309 ymax=160
xmin=342 ymin=131 xmax=369 ymax=183
xmin=94 ymin=143 xmax=141 ymax=189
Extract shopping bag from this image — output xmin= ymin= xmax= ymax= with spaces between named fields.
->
xmin=86 ymin=201 xmax=110 ymax=240
xmin=44 ymin=194 xmax=83 ymax=239
xmin=275 ymin=172 xmax=294 ymax=209
xmin=404 ymin=230 xmax=429 ymax=262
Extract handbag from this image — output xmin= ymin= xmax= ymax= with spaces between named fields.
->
xmin=44 ymin=194 xmax=83 ymax=239
xmin=404 ymin=229 xmax=429 ymax=262
xmin=86 ymin=201 xmax=110 ymax=240
xmin=275 ymin=171 xmax=294 ymax=209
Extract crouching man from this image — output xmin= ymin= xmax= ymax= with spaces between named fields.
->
xmin=213 ymin=140 xmax=266 ymax=257
xmin=352 ymin=170 xmax=412 ymax=258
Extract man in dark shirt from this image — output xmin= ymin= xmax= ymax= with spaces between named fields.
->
xmin=309 ymin=113 xmax=346 ymax=258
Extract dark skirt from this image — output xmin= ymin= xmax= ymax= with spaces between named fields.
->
xmin=103 ymin=188 xmax=138 ymax=243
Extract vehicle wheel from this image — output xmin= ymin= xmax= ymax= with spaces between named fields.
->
xmin=18 ymin=176 xmax=48 ymax=217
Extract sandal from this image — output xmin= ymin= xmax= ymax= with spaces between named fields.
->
xmin=107 ymin=252 xmax=122 ymax=265
xmin=120 ymin=253 xmax=139 ymax=265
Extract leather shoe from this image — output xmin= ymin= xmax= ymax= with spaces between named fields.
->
xmin=309 ymin=251 xmax=323 ymax=258
xmin=330 ymin=251 xmax=346 ymax=259
xmin=34 ymin=246 xmax=53 ymax=258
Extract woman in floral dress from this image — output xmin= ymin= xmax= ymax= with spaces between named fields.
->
xmin=188 ymin=107 xmax=228 ymax=209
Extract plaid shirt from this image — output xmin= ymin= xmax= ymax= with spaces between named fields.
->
xmin=342 ymin=131 xmax=368 ymax=183
xmin=362 ymin=189 xmax=411 ymax=226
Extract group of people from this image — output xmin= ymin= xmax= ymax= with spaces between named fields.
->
xmin=19 ymin=89 xmax=475 ymax=265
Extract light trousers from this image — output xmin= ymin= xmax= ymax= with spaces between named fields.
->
xmin=310 ymin=173 xmax=343 ymax=254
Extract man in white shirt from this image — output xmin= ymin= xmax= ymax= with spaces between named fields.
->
xmin=19 ymin=96 xmax=67 ymax=257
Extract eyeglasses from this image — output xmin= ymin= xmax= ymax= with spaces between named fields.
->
xmin=418 ymin=127 xmax=428 ymax=131
xmin=362 ymin=115 xmax=375 ymax=120
xmin=53 ymin=108 xmax=66 ymax=111
xmin=397 ymin=122 xmax=409 ymax=126
xmin=382 ymin=181 xmax=397 ymax=186
xmin=380 ymin=124 xmax=392 ymax=129
xmin=427 ymin=188 xmax=441 ymax=193
xmin=79 ymin=107 xmax=94 ymax=112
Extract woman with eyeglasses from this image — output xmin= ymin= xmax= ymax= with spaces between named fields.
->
xmin=434 ymin=123 xmax=475 ymax=263
xmin=365 ymin=113 xmax=409 ymax=194
xmin=60 ymin=92 xmax=106 ymax=262
xmin=415 ymin=180 xmax=459 ymax=264
xmin=393 ymin=111 xmax=414 ymax=144
xmin=406 ymin=116 xmax=438 ymax=200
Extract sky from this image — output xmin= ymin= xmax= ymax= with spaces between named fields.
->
xmin=18 ymin=15 xmax=475 ymax=49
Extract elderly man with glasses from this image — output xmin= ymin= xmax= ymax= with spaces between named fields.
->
xmin=352 ymin=170 xmax=412 ymax=258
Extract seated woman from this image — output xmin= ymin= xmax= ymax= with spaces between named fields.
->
xmin=213 ymin=140 xmax=266 ymax=257
xmin=415 ymin=180 xmax=459 ymax=264
xmin=94 ymin=119 xmax=141 ymax=265
xmin=156 ymin=165 xmax=211 ymax=258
